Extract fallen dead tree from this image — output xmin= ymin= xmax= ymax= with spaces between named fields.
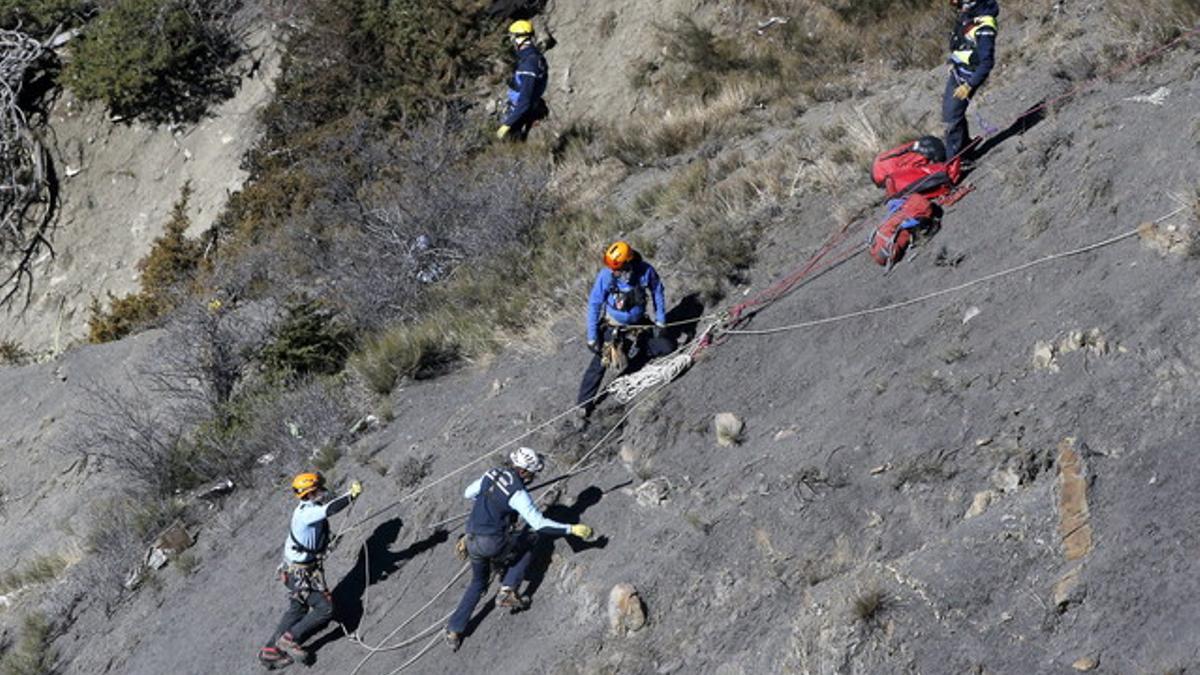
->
xmin=0 ymin=27 xmax=56 ymax=308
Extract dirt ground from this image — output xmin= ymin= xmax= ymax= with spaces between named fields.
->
xmin=3 ymin=3 xmax=1200 ymax=674
xmin=0 ymin=29 xmax=281 ymax=356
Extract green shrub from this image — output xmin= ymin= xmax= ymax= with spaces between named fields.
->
xmin=0 ymin=0 xmax=91 ymax=37
xmin=0 ymin=613 xmax=57 ymax=675
xmin=64 ymin=0 xmax=241 ymax=123
xmin=261 ymin=299 xmax=354 ymax=381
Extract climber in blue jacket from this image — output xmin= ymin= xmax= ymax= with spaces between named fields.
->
xmin=943 ymin=0 xmax=1000 ymax=160
xmin=496 ymin=20 xmax=548 ymax=142
xmin=574 ymin=241 xmax=673 ymax=426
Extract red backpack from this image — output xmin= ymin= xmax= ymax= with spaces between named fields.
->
xmin=868 ymin=194 xmax=937 ymax=267
xmin=871 ymin=140 xmax=962 ymax=199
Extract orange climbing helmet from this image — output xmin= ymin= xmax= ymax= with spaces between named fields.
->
xmin=292 ymin=472 xmax=325 ymax=499
xmin=603 ymin=241 xmax=634 ymax=271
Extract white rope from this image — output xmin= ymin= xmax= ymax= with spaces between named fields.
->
xmin=607 ymin=352 xmax=692 ymax=403
xmin=722 ymin=212 xmax=1184 ymax=338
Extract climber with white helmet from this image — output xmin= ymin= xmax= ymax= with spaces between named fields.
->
xmin=444 ymin=447 xmax=593 ymax=651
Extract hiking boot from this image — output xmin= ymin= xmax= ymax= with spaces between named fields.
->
xmin=275 ymin=634 xmax=308 ymax=663
xmin=496 ymin=586 xmax=530 ymax=611
xmin=258 ymin=646 xmax=293 ymax=670
xmin=444 ymin=630 xmax=463 ymax=652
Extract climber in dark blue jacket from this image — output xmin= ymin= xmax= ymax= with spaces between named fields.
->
xmin=942 ymin=0 xmax=999 ymax=160
xmin=574 ymin=241 xmax=673 ymax=426
xmin=497 ymin=20 xmax=548 ymax=142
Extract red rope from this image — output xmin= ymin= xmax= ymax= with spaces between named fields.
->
xmin=695 ymin=21 xmax=1200 ymax=356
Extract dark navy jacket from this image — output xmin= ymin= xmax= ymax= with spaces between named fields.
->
xmin=948 ymin=0 xmax=999 ymax=89
xmin=464 ymin=468 xmax=569 ymax=537
xmin=503 ymin=45 xmax=548 ymax=126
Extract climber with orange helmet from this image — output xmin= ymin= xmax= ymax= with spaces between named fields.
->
xmin=258 ymin=472 xmax=362 ymax=669
xmin=573 ymin=241 xmax=672 ymax=426
xmin=496 ymin=19 xmax=549 ymax=142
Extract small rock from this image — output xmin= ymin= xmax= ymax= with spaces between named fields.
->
xmin=1053 ymin=567 xmax=1086 ymax=609
xmin=257 ymin=452 xmax=276 ymax=465
xmin=635 ymin=478 xmax=670 ymax=507
xmin=962 ymin=306 xmax=981 ymax=324
xmin=965 ymin=490 xmax=994 ymax=519
xmin=869 ymin=464 xmax=890 ymax=475
xmin=773 ymin=428 xmax=796 ymax=441
xmin=1058 ymin=330 xmax=1084 ymax=354
xmin=991 ymin=467 xmax=1021 ymax=493
xmin=608 ymin=583 xmax=647 ymax=635
xmin=1083 ymin=328 xmax=1108 ymax=356
xmin=975 ymin=437 xmax=992 ymax=447
xmin=1072 ymin=656 xmax=1098 ymax=671
xmin=714 ymin=413 xmax=744 ymax=447
xmin=1032 ymin=341 xmax=1058 ymax=372
xmin=618 ymin=444 xmax=639 ymax=468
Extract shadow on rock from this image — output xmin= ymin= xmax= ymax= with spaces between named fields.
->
xmin=666 ymin=292 xmax=707 ymax=345
xmin=307 ymin=520 xmax=449 ymax=656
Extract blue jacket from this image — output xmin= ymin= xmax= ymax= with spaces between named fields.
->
xmin=503 ymin=45 xmax=547 ymax=127
xmin=948 ymin=0 xmax=999 ymax=89
xmin=586 ymin=261 xmax=666 ymax=344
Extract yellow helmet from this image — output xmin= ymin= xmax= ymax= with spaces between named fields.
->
xmin=508 ymin=20 xmax=534 ymax=39
xmin=604 ymin=241 xmax=634 ymax=271
xmin=291 ymin=472 xmax=325 ymax=499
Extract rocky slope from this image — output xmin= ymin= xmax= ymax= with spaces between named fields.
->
xmin=0 ymin=29 xmax=281 ymax=356
xmin=2 ymin=2 xmax=1199 ymax=674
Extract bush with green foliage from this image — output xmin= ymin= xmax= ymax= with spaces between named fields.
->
xmin=0 ymin=0 xmax=91 ymax=37
xmin=64 ymin=0 xmax=241 ymax=123
xmin=0 ymin=613 xmax=57 ymax=675
xmin=261 ymin=299 xmax=354 ymax=381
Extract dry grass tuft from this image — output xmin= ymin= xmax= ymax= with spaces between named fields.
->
xmin=607 ymin=85 xmax=761 ymax=163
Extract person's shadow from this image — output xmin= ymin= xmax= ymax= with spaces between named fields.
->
xmin=664 ymin=292 xmax=707 ymax=346
xmin=971 ymin=102 xmax=1047 ymax=160
xmin=306 ymin=519 xmax=449 ymax=657
xmin=523 ymin=486 xmax=609 ymax=599
xmin=460 ymin=486 xmax=610 ymax=639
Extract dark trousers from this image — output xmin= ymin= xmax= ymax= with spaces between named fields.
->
xmin=577 ymin=326 xmax=674 ymax=413
xmin=266 ymin=567 xmax=334 ymax=647
xmin=508 ymin=99 xmax=549 ymax=141
xmin=447 ymin=532 xmax=534 ymax=634
xmin=942 ymin=73 xmax=975 ymax=160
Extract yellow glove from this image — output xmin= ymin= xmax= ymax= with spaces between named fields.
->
xmin=496 ymin=125 xmax=511 ymax=140
xmin=349 ymin=480 xmax=363 ymax=499
xmin=569 ymin=523 xmax=593 ymax=540
xmin=953 ymin=83 xmax=972 ymax=100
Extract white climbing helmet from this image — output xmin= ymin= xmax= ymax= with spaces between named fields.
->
xmin=510 ymin=446 xmax=544 ymax=473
